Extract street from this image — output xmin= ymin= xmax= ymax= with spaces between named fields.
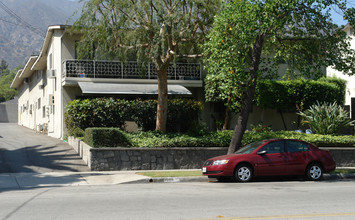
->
xmin=1 ymin=180 xmax=355 ymax=220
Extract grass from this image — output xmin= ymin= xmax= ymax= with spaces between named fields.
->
xmin=331 ymin=169 xmax=355 ymax=175
xmin=136 ymin=170 xmax=202 ymax=178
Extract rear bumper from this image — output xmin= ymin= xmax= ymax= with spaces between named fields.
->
xmin=324 ymin=162 xmax=336 ymax=173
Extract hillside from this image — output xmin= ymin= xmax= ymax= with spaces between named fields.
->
xmin=0 ymin=0 xmax=82 ymax=68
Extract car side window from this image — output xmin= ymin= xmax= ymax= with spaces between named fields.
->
xmin=260 ymin=141 xmax=285 ymax=154
xmin=286 ymin=141 xmax=309 ymax=153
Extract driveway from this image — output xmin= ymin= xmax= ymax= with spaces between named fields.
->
xmin=0 ymin=123 xmax=90 ymax=173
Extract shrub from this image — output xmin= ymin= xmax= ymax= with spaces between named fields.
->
xmin=256 ymin=78 xmax=346 ymax=112
xmin=298 ymin=102 xmax=354 ymax=135
xmin=129 ymin=99 xmax=157 ymax=131
xmin=68 ymin=127 xmax=85 ymax=138
xmin=84 ymin=127 xmax=132 ymax=148
xmin=167 ymin=99 xmax=203 ymax=132
xmin=83 ymin=129 xmax=355 ymax=148
xmin=65 ymin=98 xmax=202 ymax=133
xmin=250 ymin=123 xmax=272 ymax=133
xmin=242 ymin=131 xmax=355 ymax=146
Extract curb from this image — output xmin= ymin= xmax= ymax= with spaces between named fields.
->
xmin=123 ymin=176 xmax=209 ymax=184
xmin=323 ymin=173 xmax=355 ymax=180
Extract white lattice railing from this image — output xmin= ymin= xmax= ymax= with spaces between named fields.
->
xmin=63 ymin=60 xmax=202 ymax=80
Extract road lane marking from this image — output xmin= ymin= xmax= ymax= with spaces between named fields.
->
xmin=189 ymin=212 xmax=355 ymax=220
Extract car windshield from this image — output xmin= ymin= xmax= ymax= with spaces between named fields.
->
xmin=235 ymin=140 xmax=266 ymax=154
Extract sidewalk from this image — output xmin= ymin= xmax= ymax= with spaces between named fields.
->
xmin=1 ymin=169 xmax=354 ymax=190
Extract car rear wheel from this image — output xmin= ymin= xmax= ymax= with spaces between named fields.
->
xmin=306 ymin=163 xmax=323 ymax=181
xmin=234 ymin=164 xmax=253 ymax=182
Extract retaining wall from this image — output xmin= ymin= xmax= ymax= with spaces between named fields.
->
xmin=0 ymin=103 xmax=17 ymax=123
xmin=68 ymin=137 xmax=355 ymax=171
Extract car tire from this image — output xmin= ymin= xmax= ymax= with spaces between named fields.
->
xmin=306 ymin=163 xmax=323 ymax=181
xmin=234 ymin=164 xmax=253 ymax=182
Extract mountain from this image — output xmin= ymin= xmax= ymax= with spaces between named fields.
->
xmin=0 ymin=0 xmax=83 ymax=68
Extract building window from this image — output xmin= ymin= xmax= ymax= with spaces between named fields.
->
xmin=38 ymin=98 xmax=41 ymax=110
xmin=49 ymin=53 xmax=53 ymax=69
xmin=43 ymin=106 xmax=46 ymax=118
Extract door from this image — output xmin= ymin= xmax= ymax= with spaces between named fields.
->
xmin=256 ymin=140 xmax=287 ymax=176
xmin=285 ymin=140 xmax=309 ymax=175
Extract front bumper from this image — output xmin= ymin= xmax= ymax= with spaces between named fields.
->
xmin=202 ymin=165 xmax=234 ymax=177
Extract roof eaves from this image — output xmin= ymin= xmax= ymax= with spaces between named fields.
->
xmin=31 ymin=25 xmax=70 ymax=71
xmin=10 ymin=69 xmax=23 ymax=89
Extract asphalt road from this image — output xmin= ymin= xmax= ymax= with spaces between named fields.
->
xmin=1 ymin=180 xmax=355 ymax=220
xmin=0 ymin=123 xmax=89 ymax=173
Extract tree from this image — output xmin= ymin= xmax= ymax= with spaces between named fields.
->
xmin=0 ymin=59 xmax=8 ymax=76
xmin=203 ymin=0 xmax=355 ymax=154
xmin=72 ymin=0 xmax=221 ymax=132
xmin=0 ymin=66 xmax=18 ymax=102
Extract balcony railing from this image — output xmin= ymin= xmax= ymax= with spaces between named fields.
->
xmin=63 ymin=60 xmax=202 ymax=80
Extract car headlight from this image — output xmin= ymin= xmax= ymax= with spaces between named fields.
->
xmin=212 ymin=160 xmax=229 ymax=165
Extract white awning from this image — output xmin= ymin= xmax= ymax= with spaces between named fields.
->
xmin=78 ymin=82 xmax=192 ymax=95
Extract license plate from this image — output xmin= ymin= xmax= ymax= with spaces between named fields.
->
xmin=202 ymin=167 xmax=207 ymax=173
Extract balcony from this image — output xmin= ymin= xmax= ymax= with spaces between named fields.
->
xmin=63 ymin=60 xmax=202 ymax=80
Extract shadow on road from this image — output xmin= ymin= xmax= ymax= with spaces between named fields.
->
xmin=0 ymin=172 xmax=87 ymax=193
xmin=0 ymin=145 xmax=89 ymax=173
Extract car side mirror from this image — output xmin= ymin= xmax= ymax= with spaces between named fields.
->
xmin=257 ymin=150 xmax=267 ymax=155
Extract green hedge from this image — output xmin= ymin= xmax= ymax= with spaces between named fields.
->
xmin=255 ymin=77 xmax=346 ymax=112
xmin=65 ymin=98 xmax=203 ymax=134
xmin=84 ymin=127 xmax=132 ymax=148
xmin=83 ymin=128 xmax=355 ymax=148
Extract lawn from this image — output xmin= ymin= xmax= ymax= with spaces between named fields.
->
xmin=136 ymin=170 xmax=202 ymax=178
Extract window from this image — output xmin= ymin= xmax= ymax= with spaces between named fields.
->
xmin=260 ymin=141 xmax=285 ymax=154
xmin=49 ymin=53 xmax=53 ymax=69
xmin=43 ymin=106 xmax=46 ymax=118
xmin=286 ymin=141 xmax=309 ymax=153
xmin=236 ymin=140 xmax=267 ymax=154
xmin=38 ymin=98 xmax=41 ymax=109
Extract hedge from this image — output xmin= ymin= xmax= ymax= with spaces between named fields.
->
xmin=83 ymin=128 xmax=355 ymax=148
xmin=255 ymin=78 xmax=346 ymax=112
xmin=65 ymin=98 xmax=203 ymax=134
xmin=84 ymin=127 xmax=132 ymax=148
xmin=255 ymin=77 xmax=346 ymax=112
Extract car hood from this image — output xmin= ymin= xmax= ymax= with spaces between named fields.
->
xmin=208 ymin=154 xmax=243 ymax=161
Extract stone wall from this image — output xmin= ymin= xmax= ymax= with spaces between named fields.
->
xmin=68 ymin=137 xmax=355 ymax=171
xmin=89 ymin=147 xmax=227 ymax=171
xmin=68 ymin=137 xmax=226 ymax=170
xmin=323 ymin=147 xmax=355 ymax=167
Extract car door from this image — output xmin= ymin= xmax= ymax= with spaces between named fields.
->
xmin=285 ymin=140 xmax=309 ymax=175
xmin=256 ymin=140 xmax=288 ymax=176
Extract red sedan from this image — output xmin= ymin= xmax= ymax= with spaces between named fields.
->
xmin=202 ymin=139 xmax=336 ymax=182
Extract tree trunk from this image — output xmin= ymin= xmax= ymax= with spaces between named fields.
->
xmin=222 ymin=99 xmax=230 ymax=130
xmin=227 ymin=34 xmax=265 ymax=154
xmin=156 ymin=68 xmax=168 ymax=132
xmin=279 ymin=110 xmax=287 ymax=130
xmin=227 ymin=84 xmax=256 ymax=154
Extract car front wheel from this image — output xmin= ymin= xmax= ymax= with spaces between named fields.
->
xmin=306 ymin=163 xmax=323 ymax=181
xmin=234 ymin=164 xmax=253 ymax=182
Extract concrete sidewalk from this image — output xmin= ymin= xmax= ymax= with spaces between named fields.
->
xmin=0 ymin=171 xmax=152 ymax=189
xmin=0 ymin=169 xmax=209 ymax=189
xmin=1 ymin=169 xmax=355 ymax=190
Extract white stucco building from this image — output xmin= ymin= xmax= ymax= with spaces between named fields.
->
xmin=326 ymin=24 xmax=355 ymax=118
xmin=11 ymin=25 xmax=203 ymax=139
